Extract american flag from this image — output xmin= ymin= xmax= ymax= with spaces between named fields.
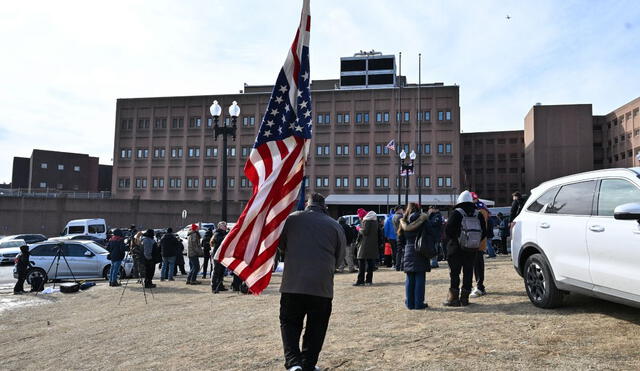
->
xmin=385 ymin=139 xmax=396 ymax=152
xmin=213 ymin=0 xmax=312 ymax=295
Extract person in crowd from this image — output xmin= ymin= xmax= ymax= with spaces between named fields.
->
xmin=383 ymin=208 xmax=398 ymax=268
xmin=443 ymin=191 xmax=487 ymax=307
xmin=159 ymin=227 xmax=180 ymax=281
xmin=13 ymin=245 xmax=31 ymax=294
xmin=186 ymin=224 xmax=203 ymax=285
xmin=141 ymin=229 xmax=157 ymax=289
xmin=278 ymin=192 xmax=346 ymax=371
xmin=337 ymin=217 xmax=357 ymax=273
xmin=211 ymin=221 xmax=229 ymax=293
xmin=470 ymin=192 xmax=492 ymax=299
xmin=128 ymin=225 xmax=138 ymax=278
xmin=392 ymin=206 xmax=404 ymax=271
xmin=510 ymin=191 xmax=525 ymax=227
xmin=398 ymin=202 xmax=430 ymax=310
xmin=106 ymin=229 xmax=127 ymax=287
xmin=354 ymin=209 xmax=379 ymax=286
xmin=131 ymin=230 xmax=146 ymax=283
xmin=202 ymin=227 xmax=213 ymax=279
xmin=376 ymin=219 xmax=385 ymax=268
xmin=427 ymin=206 xmax=445 ymax=269
xmin=498 ymin=212 xmax=510 ymax=255
xmin=174 ymin=238 xmax=187 ymax=276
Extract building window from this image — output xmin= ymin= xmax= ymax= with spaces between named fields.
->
xmin=188 ymin=147 xmax=200 ymax=158
xmin=154 ymin=118 xmax=167 ymax=129
xmin=424 ymin=177 xmax=431 ymax=187
xmin=73 ymin=165 xmax=81 ymax=172
xmin=438 ymin=111 xmax=444 ymax=121
xmin=171 ymin=148 xmax=184 ymax=158
xmin=186 ymin=177 xmax=200 ymax=189
xmin=57 ymin=164 xmax=64 ymax=171
xmin=152 ymin=177 xmax=164 ymax=189
xmin=404 ymin=112 xmax=410 ymax=122
xmin=336 ymin=177 xmax=342 ymax=188
xmin=118 ymin=178 xmax=130 ymax=188
xmin=172 ymin=118 xmax=184 ymax=129
xmin=376 ymin=112 xmax=382 ymax=123
xmin=205 ymin=147 xmax=218 ymax=158
xmin=445 ymin=111 xmax=452 ymax=120
xmin=226 ymin=147 xmax=236 ymax=157
xmin=424 ymin=111 xmax=431 ymax=121
xmin=228 ymin=177 xmax=235 ymax=188
xmin=446 ymin=177 xmax=452 ymax=187
xmin=207 ymin=118 xmax=213 ymax=128
xmin=437 ymin=177 xmax=444 ymax=187
xmin=120 ymin=149 xmax=132 ymax=159
xmin=189 ymin=117 xmax=201 ymax=128
xmin=121 ymin=119 xmax=133 ymax=130
xmin=336 ymin=145 xmax=349 ymax=156
xmin=337 ymin=113 xmax=343 ymax=124
xmin=39 ymin=182 xmax=47 ymax=188
xmin=317 ymin=113 xmax=330 ymax=125
xmin=445 ymin=143 xmax=452 ymax=154
xmin=41 ymin=163 xmax=47 ymax=169
xmin=134 ymin=178 xmax=147 ymax=189
xmin=240 ymin=177 xmax=249 ymax=188
xmin=169 ymin=177 xmax=182 ymax=189
xmin=316 ymin=177 xmax=323 ymax=187
xmin=204 ymin=177 xmax=217 ymax=188
xmin=153 ymin=148 xmax=166 ymax=158
xmin=56 ymin=184 xmax=63 ymax=190
xmin=138 ymin=119 xmax=150 ymax=129
xmin=242 ymin=116 xmax=256 ymax=127
xmin=136 ymin=149 xmax=149 ymax=159
xmin=241 ymin=147 xmax=250 ymax=158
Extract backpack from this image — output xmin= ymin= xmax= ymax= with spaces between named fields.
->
xmin=456 ymin=208 xmax=483 ymax=252
xmin=152 ymin=242 xmax=162 ymax=263
xmin=415 ymin=221 xmax=438 ymax=259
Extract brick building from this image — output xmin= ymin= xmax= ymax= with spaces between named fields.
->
xmin=11 ymin=150 xmax=111 ymax=192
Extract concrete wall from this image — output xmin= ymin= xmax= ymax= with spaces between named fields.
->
xmin=0 ymin=197 xmax=243 ymax=237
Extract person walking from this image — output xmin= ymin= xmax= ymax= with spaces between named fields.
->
xmin=202 ymin=227 xmax=213 ymax=279
xmin=211 ymin=221 xmax=229 ymax=293
xmin=354 ymin=209 xmax=379 ymax=286
xmin=397 ymin=202 xmax=430 ymax=310
xmin=141 ymin=229 xmax=157 ymax=289
xmin=278 ymin=193 xmax=346 ymax=371
xmin=337 ymin=217 xmax=357 ymax=273
xmin=443 ymin=191 xmax=487 ymax=307
xmin=470 ymin=192 xmax=492 ymax=298
xmin=186 ymin=224 xmax=203 ymax=285
xmin=159 ymin=227 xmax=180 ymax=281
xmin=106 ymin=229 xmax=127 ymax=287
xmin=392 ymin=206 xmax=404 ymax=271
xmin=13 ymin=245 xmax=31 ymax=294
xmin=383 ymin=208 xmax=398 ymax=268
xmin=498 ymin=212 xmax=510 ymax=254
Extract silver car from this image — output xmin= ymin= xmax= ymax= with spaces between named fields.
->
xmin=0 ymin=239 xmax=26 ymax=263
xmin=13 ymin=240 xmax=134 ymax=283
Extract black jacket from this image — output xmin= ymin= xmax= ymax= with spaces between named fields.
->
xmin=15 ymin=252 xmax=31 ymax=274
xmin=106 ymin=236 xmax=127 ymax=261
xmin=159 ymin=233 xmax=181 ymax=258
xmin=510 ymin=198 xmax=525 ymax=222
xmin=202 ymin=230 xmax=213 ymax=258
xmin=212 ymin=228 xmax=228 ymax=256
xmin=339 ymin=221 xmax=356 ymax=245
xmin=445 ymin=202 xmax=487 ymax=256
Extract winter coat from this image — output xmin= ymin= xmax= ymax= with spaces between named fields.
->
xmin=211 ymin=228 xmax=228 ymax=257
xmin=357 ymin=211 xmax=379 ymax=260
xmin=399 ymin=212 xmax=430 ymax=273
xmin=383 ymin=211 xmax=397 ymax=240
xmin=279 ymin=204 xmax=346 ymax=298
xmin=202 ymin=230 xmax=213 ymax=258
xmin=159 ymin=233 xmax=180 ymax=258
xmin=339 ymin=220 xmax=356 ymax=245
xmin=187 ymin=230 xmax=203 ymax=258
xmin=510 ymin=198 xmax=525 ymax=222
xmin=106 ymin=236 xmax=127 ymax=261
xmin=445 ymin=202 xmax=487 ymax=257
xmin=142 ymin=236 xmax=155 ymax=261
xmin=15 ymin=252 xmax=31 ymax=274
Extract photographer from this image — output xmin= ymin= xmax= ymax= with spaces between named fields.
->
xmin=14 ymin=245 xmax=32 ymax=294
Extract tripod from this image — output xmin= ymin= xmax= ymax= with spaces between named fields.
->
xmin=118 ymin=250 xmax=154 ymax=305
xmin=36 ymin=243 xmax=78 ymax=295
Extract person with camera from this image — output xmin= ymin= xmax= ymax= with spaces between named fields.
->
xmin=106 ymin=229 xmax=127 ymax=287
xmin=211 ymin=221 xmax=229 ymax=293
xmin=186 ymin=224 xmax=203 ymax=285
xmin=13 ymin=245 xmax=32 ymax=295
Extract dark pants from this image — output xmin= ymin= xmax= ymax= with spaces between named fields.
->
xmin=211 ymin=260 xmax=226 ymax=292
xmin=280 ymin=293 xmax=333 ymax=371
xmin=231 ymin=274 xmax=242 ymax=291
xmin=389 ymin=239 xmax=397 ymax=266
xmin=144 ymin=260 xmax=155 ymax=287
xmin=202 ymin=255 xmax=211 ymax=278
xmin=395 ymin=245 xmax=404 ymax=271
xmin=356 ymin=259 xmax=374 ymax=284
xmin=14 ymin=270 xmax=27 ymax=293
xmin=473 ymin=251 xmax=485 ymax=291
xmin=447 ymin=251 xmax=475 ymax=291
xmin=187 ymin=256 xmax=200 ymax=282
xmin=500 ymin=236 xmax=508 ymax=254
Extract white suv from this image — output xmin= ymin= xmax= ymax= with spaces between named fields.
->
xmin=511 ymin=168 xmax=640 ymax=308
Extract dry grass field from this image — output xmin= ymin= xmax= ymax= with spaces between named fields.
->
xmin=1 ymin=256 xmax=639 ymax=370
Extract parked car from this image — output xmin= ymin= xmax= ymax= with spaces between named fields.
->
xmin=0 ymin=234 xmax=47 ymax=244
xmin=177 ymin=222 xmax=216 ymax=252
xmin=49 ymin=235 xmax=107 ymax=247
xmin=60 ymin=218 xmax=108 ymax=240
xmin=13 ymin=240 xmax=134 ymax=284
xmin=0 ymin=239 xmax=26 ymax=263
xmin=511 ymin=168 xmax=640 ymax=309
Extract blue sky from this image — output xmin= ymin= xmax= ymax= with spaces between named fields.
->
xmin=0 ymin=0 xmax=639 ymax=183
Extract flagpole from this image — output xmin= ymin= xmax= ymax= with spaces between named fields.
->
xmin=397 ymin=51 xmax=402 ymax=207
xmin=418 ymin=53 xmax=422 ymax=207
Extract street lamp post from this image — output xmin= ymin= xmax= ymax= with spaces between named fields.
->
xmin=400 ymin=150 xmax=416 ymax=206
xmin=210 ymin=100 xmax=239 ymax=222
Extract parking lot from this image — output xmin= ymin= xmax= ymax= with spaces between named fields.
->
xmin=1 ymin=256 xmax=638 ymax=370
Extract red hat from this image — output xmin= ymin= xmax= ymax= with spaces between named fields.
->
xmin=357 ymin=208 xmax=367 ymax=219
xmin=470 ymin=192 xmax=479 ymax=200
xmin=191 ymin=224 xmax=199 ymax=231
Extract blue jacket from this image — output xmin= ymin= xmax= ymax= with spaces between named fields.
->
xmin=383 ymin=211 xmax=397 ymax=240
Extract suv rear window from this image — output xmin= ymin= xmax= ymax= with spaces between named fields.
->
xmin=527 ymin=187 xmax=559 ymax=213
xmin=546 ymin=181 xmax=597 ymax=215
xmin=597 ymin=179 xmax=640 ymax=216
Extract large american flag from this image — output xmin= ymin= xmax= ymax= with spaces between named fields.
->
xmin=214 ymin=0 xmax=312 ymax=295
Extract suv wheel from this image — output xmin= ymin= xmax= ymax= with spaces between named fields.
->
xmin=523 ymin=253 xmax=563 ymax=308
xmin=27 ymin=268 xmax=47 ymax=285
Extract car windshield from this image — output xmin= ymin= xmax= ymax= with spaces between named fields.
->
xmin=84 ymin=242 xmax=108 ymax=254
xmin=0 ymin=240 xmax=25 ymax=249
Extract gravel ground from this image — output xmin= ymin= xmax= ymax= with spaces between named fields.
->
xmin=0 ymin=256 xmax=639 ymax=370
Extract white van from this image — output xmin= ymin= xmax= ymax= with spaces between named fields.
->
xmin=61 ymin=218 xmax=108 ymax=240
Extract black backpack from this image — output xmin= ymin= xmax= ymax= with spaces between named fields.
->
xmin=415 ymin=221 xmax=438 ymax=259
xmin=152 ymin=242 xmax=162 ymax=263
